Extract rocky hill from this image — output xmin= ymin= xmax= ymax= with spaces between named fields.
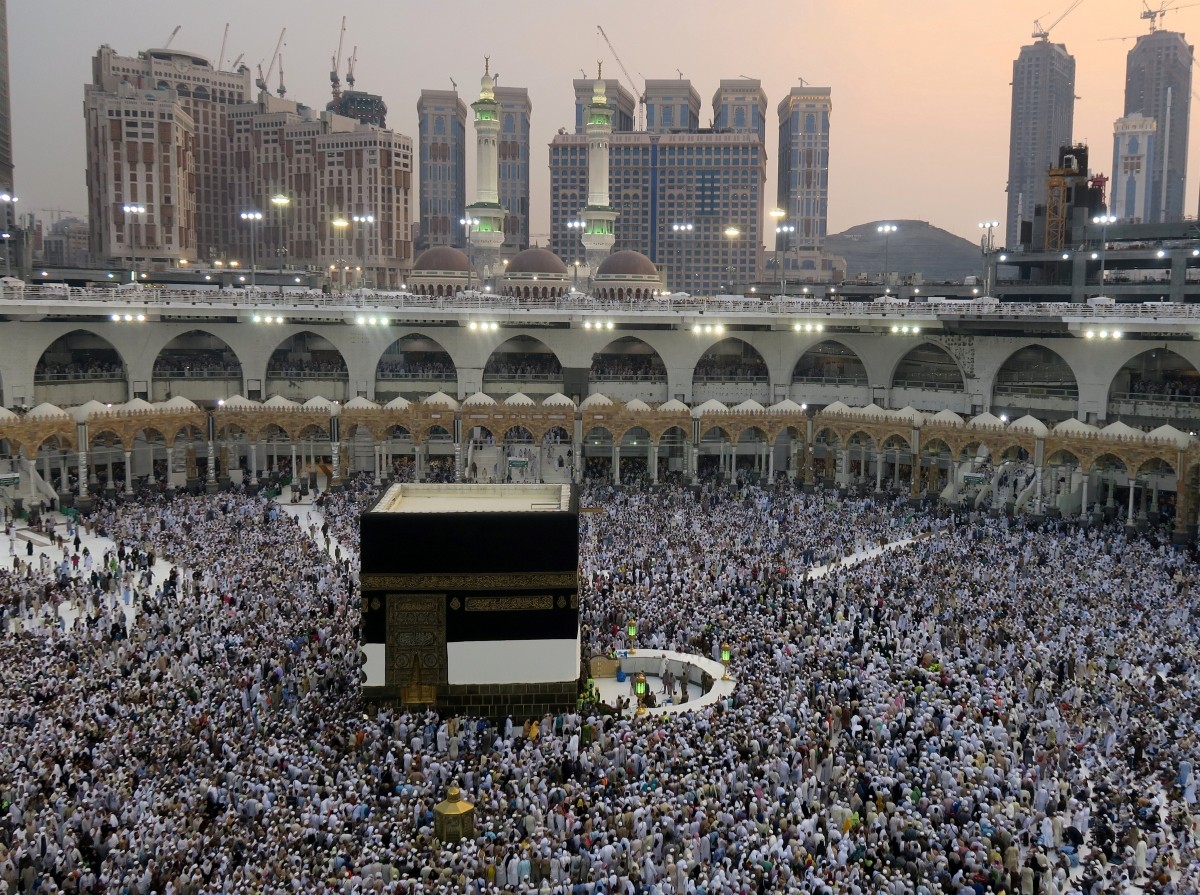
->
xmin=825 ymin=220 xmax=983 ymax=284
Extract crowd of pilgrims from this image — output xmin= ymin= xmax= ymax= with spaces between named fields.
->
xmin=0 ymin=475 xmax=1197 ymax=895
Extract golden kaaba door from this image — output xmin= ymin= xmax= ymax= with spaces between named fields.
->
xmin=385 ymin=594 xmax=446 ymax=705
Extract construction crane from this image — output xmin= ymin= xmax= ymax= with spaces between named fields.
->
xmin=255 ymin=27 xmax=286 ymax=96
xmin=1033 ymin=0 xmax=1085 ymax=41
xmin=217 ymin=23 xmax=229 ymax=71
xmin=277 ymin=54 xmax=286 ymax=98
xmin=330 ymin=16 xmax=347 ymax=102
xmin=162 ymin=25 xmax=181 ymax=49
xmin=1141 ymin=0 xmax=1200 ymax=31
xmin=231 ymin=53 xmax=245 ymax=70
xmin=597 ymin=25 xmax=645 ymax=130
xmin=346 ymin=46 xmax=358 ymax=90
xmin=449 ymin=76 xmax=458 ymax=91
xmin=676 ymin=69 xmax=684 ymax=79
xmin=34 ymin=208 xmax=76 ymax=225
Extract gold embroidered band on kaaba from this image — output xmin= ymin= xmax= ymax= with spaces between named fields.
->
xmin=360 ymin=571 xmax=578 ymax=591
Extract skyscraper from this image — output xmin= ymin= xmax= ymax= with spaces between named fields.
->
xmin=572 ymin=79 xmax=635 ymax=133
xmin=416 ymin=89 xmax=467 ymax=250
xmin=86 ymin=45 xmax=412 ymax=286
xmin=1112 ymin=113 xmax=1157 ymax=223
xmin=777 ymin=87 xmax=832 ymax=251
xmin=493 ymin=85 xmax=531 ymax=252
xmin=550 ymin=126 xmax=765 ymax=294
xmin=1005 ymin=39 xmax=1076 ymax=249
xmin=86 ymin=45 xmax=255 ymax=265
xmin=644 ymin=80 xmax=701 ymax=134
xmin=712 ymin=79 xmax=767 ymax=144
xmin=1124 ymin=28 xmax=1193 ymax=223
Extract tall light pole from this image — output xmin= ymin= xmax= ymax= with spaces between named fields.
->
xmin=724 ymin=226 xmax=740 ymax=293
xmin=122 ymin=204 xmax=146 ymax=283
xmin=669 ymin=222 xmax=693 ymax=294
xmin=1092 ymin=214 xmax=1117 ymax=297
xmin=460 ymin=216 xmax=479 ymax=294
xmin=772 ymin=207 xmax=795 ymax=298
xmin=978 ymin=219 xmax=999 ymax=296
xmin=1 ymin=232 xmax=11 ymax=278
xmin=331 ymin=218 xmax=349 ymax=292
xmin=877 ymin=223 xmax=897 ymax=288
xmin=240 ymin=211 xmax=263 ymax=287
xmin=271 ymin=194 xmax=291 ymax=273
xmin=353 ymin=213 xmax=375 ymax=289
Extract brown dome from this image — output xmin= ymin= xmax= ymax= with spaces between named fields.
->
xmin=413 ymin=246 xmax=470 ymax=272
xmin=596 ymin=250 xmax=658 ymax=278
xmin=506 ymin=247 xmax=568 ymax=276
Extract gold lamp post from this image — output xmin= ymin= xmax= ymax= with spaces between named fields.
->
xmin=720 ymin=641 xmax=732 ymax=680
xmin=626 ymin=617 xmax=638 ymax=654
xmin=433 ymin=785 xmax=475 ymax=842
xmin=634 ymin=671 xmax=648 ymax=715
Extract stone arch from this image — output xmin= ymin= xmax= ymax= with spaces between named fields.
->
xmin=992 ymin=343 xmax=1079 ymax=403
xmin=502 ymin=425 xmax=535 ymax=445
xmin=35 ymin=329 xmax=128 ymax=384
xmin=542 ymin=425 xmax=571 ymax=444
xmin=889 ymin=342 xmax=965 ymax=391
xmin=791 ymin=340 xmax=868 ymax=384
xmin=590 ymin=336 xmax=667 ymax=381
xmin=266 ymin=331 xmax=349 ymax=377
xmin=483 ymin=335 xmax=564 ymax=379
xmin=617 ymin=425 xmax=652 ymax=446
xmin=421 ymin=423 xmax=453 ymax=446
xmin=1107 ymin=347 xmax=1200 ymax=404
xmin=693 ymin=337 xmax=768 ymax=382
xmin=152 ymin=329 xmax=244 ymax=379
xmin=375 ymin=333 xmax=457 ymax=383
xmin=464 ymin=424 xmax=495 ymax=445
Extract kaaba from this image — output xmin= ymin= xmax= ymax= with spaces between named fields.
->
xmin=359 ymin=483 xmax=581 ymax=718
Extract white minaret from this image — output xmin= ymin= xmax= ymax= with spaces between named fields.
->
xmin=465 ymin=58 xmax=506 ymax=283
xmin=581 ymin=65 xmax=617 ymax=274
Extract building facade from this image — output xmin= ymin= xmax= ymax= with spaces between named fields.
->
xmin=493 ymin=86 xmax=531 ymax=253
xmin=83 ymin=82 xmax=197 ymax=271
xmin=1111 ymin=113 xmax=1157 ymax=223
xmin=86 ymin=46 xmax=412 ymax=287
xmin=572 ymin=79 xmax=635 ymax=134
xmin=712 ymin=79 xmax=767 ymax=144
xmin=644 ymin=80 xmax=701 ymax=134
xmin=1005 ymin=40 xmax=1076 ymax=250
xmin=417 ymin=89 xmax=467 ymax=251
xmin=777 ymin=86 xmax=831 ymax=252
xmin=1124 ymin=29 xmax=1193 ymax=223
xmin=86 ymin=46 xmax=255 ymax=265
xmin=550 ymin=129 xmax=765 ymax=295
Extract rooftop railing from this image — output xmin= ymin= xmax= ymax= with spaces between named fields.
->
xmin=8 ymin=285 xmax=1200 ymax=321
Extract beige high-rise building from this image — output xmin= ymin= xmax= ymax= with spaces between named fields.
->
xmin=85 ymin=45 xmax=413 ymax=286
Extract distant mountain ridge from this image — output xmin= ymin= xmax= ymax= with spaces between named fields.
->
xmin=824 ymin=220 xmax=982 ymax=283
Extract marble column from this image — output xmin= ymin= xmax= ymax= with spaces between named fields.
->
xmin=767 ymin=441 xmax=774 ymax=481
xmin=1034 ymin=466 xmax=1043 ymax=513
xmin=124 ymin=450 xmax=133 ymax=495
xmin=613 ymin=445 xmax=621 ymax=483
xmin=290 ymin=443 xmax=297 ymax=482
xmin=1127 ymin=478 xmax=1136 ymax=526
xmin=1080 ymin=476 xmax=1088 ymax=517
xmin=77 ymin=449 xmax=88 ymax=498
xmin=875 ymin=450 xmax=883 ymax=492
xmin=650 ymin=442 xmax=658 ymax=484
xmin=206 ymin=441 xmax=217 ymax=485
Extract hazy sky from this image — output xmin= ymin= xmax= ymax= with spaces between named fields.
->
xmin=11 ymin=0 xmax=1199 ymax=245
